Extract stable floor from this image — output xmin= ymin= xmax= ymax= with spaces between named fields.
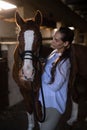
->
xmin=0 ymin=99 xmax=87 ymax=130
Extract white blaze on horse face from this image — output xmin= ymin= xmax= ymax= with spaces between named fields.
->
xmin=22 ymin=30 xmax=34 ymax=80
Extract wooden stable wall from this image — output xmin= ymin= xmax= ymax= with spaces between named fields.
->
xmin=0 ymin=43 xmax=23 ymax=108
xmin=0 ymin=20 xmax=16 ymax=40
xmin=7 ymin=43 xmax=23 ymax=106
xmin=0 ymin=58 xmax=9 ymax=110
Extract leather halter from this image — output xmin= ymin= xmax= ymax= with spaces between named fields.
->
xmin=19 ymin=50 xmax=39 ymax=61
xmin=19 ymin=49 xmax=46 ymax=66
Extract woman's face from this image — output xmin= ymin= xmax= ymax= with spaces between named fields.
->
xmin=51 ymin=31 xmax=68 ymax=52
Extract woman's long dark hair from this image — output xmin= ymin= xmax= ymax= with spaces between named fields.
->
xmin=49 ymin=27 xmax=74 ymax=84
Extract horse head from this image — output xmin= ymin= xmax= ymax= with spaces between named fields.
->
xmin=15 ymin=10 xmax=42 ymax=83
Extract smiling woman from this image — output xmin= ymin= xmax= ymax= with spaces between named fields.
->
xmin=0 ymin=1 xmax=17 ymax=10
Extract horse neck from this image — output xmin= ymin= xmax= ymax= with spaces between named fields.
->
xmin=69 ymin=45 xmax=78 ymax=88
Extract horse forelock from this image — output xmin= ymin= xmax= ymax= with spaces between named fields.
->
xmin=24 ymin=19 xmax=39 ymax=30
xmin=18 ymin=18 xmax=41 ymax=49
xmin=22 ymin=20 xmax=42 ymax=52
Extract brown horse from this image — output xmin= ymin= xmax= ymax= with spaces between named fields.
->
xmin=12 ymin=10 xmax=46 ymax=130
xmin=67 ymin=44 xmax=87 ymax=125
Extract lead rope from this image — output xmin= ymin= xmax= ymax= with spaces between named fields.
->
xmin=31 ymin=58 xmax=46 ymax=123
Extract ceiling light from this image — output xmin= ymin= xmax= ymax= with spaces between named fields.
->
xmin=0 ymin=1 xmax=17 ymax=10
xmin=54 ymin=28 xmax=58 ymax=32
xmin=68 ymin=27 xmax=75 ymax=30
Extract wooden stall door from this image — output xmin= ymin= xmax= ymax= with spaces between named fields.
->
xmin=0 ymin=58 xmax=9 ymax=110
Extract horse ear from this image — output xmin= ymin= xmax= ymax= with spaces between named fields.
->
xmin=15 ymin=11 xmax=25 ymax=27
xmin=35 ymin=10 xmax=42 ymax=27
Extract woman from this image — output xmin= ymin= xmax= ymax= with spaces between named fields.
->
xmin=39 ymin=27 xmax=74 ymax=130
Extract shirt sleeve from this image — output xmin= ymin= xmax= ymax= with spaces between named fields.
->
xmin=47 ymin=59 xmax=71 ymax=91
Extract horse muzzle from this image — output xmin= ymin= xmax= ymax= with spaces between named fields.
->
xmin=19 ymin=68 xmax=35 ymax=82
